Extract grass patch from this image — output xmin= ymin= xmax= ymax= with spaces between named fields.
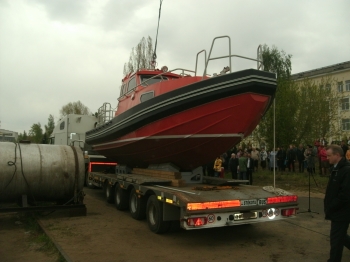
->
xmin=20 ymin=213 xmax=66 ymax=262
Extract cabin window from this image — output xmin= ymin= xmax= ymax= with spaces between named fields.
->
xmin=140 ymin=91 xmax=154 ymax=103
xmin=120 ymin=83 xmax=126 ymax=96
xmin=127 ymin=77 xmax=137 ymax=92
xmin=140 ymin=75 xmax=168 ymax=86
xmin=60 ymin=121 xmax=65 ymax=130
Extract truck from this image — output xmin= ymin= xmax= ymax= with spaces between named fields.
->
xmin=50 ymin=114 xmax=298 ymax=234
xmin=49 ymin=103 xmax=117 ymax=188
xmin=87 ymin=164 xmax=298 ymax=233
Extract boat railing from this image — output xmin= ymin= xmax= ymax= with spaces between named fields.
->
xmin=202 ymin=35 xmax=263 ymax=78
xmin=96 ymin=102 xmax=114 ymax=127
xmin=257 ymin=44 xmax=264 ymax=70
xmin=195 ymin=49 xmax=207 ymax=76
xmin=120 ymin=36 xmax=264 ymax=99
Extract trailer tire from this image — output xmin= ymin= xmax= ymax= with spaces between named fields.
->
xmin=104 ymin=181 xmax=114 ymax=203
xmin=85 ymin=171 xmax=95 ymax=189
xmin=146 ymin=195 xmax=171 ymax=234
xmin=129 ymin=188 xmax=146 ymax=220
xmin=115 ymin=183 xmax=128 ymax=210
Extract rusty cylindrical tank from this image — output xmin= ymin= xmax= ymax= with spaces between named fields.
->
xmin=0 ymin=142 xmax=84 ymax=202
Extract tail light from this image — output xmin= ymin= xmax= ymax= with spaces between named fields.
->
xmin=187 ymin=217 xmax=207 ymax=227
xmin=267 ymin=195 xmax=298 ymax=204
xmin=281 ymin=208 xmax=297 ymax=217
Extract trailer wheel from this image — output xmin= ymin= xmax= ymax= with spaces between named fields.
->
xmin=114 ymin=183 xmax=128 ymax=210
xmin=129 ymin=188 xmax=146 ymax=220
xmin=85 ymin=171 xmax=95 ymax=189
xmin=146 ymin=195 xmax=171 ymax=234
xmin=104 ymin=181 xmax=114 ymax=203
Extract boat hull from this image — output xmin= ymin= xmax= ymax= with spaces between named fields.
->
xmin=86 ymin=69 xmax=276 ymax=170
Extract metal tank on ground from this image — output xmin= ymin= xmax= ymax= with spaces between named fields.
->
xmin=0 ymin=142 xmax=85 ymax=203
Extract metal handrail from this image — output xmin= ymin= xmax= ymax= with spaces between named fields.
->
xmin=204 ymin=36 xmax=231 ymax=77
xmin=203 ymin=35 xmax=262 ymax=78
xmin=195 ymin=49 xmax=207 ymax=76
xmin=257 ymin=44 xmax=264 ymax=70
xmin=96 ymin=102 xmax=113 ymax=127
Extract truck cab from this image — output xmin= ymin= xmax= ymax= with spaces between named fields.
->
xmin=49 ymin=114 xmax=98 ymax=150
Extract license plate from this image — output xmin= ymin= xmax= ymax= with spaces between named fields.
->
xmin=258 ymin=199 xmax=267 ymax=205
xmin=243 ymin=212 xmax=257 ymax=219
xmin=234 ymin=212 xmax=258 ymax=220
xmin=240 ymin=199 xmax=257 ymax=206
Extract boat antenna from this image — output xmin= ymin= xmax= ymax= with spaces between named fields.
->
xmin=151 ymin=0 xmax=163 ymax=69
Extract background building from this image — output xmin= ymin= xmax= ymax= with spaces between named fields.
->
xmin=291 ymin=61 xmax=350 ymax=143
xmin=0 ymin=128 xmax=18 ymax=142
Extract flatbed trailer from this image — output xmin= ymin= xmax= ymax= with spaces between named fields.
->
xmin=87 ymin=164 xmax=298 ymax=234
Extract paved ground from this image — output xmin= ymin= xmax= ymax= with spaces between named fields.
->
xmin=1 ymin=188 xmax=350 ymax=262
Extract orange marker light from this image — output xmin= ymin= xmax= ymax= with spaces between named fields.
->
xmin=187 ymin=200 xmax=240 ymax=211
xmin=88 ymin=162 xmax=117 ymax=172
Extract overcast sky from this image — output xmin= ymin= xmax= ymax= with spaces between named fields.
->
xmin=1 ymin=0 xmax=349 ymax=134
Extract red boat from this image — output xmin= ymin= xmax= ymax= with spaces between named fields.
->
xmin=86 ymin=36 xmax=276 ymax=170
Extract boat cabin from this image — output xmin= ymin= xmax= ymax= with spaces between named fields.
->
xmin=118 ymin=68 xmax=181 ymax=99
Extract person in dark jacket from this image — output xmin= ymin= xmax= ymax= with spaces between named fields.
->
xmin=341 ymin=140 xmax=348 ymax=156
xmin=296 ymin=144 xmax=305 ymax=173
xmin=228 ymin=153 xmax=239 ymax=179
xmin=287 ymin=144 xmax=297 ymax=172
xmin=277 ymin=146 xmax=287 ymax=172
xmin=324 ymin=145 xmax=350 ymax=261
xmin=246 ymin=153 xmax=254 ymax=185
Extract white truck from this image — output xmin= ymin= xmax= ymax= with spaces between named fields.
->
xmin=49 ymin=103 xmax=117 ymax=188
xmin=50 ymin=105 xmax=298 ymax=234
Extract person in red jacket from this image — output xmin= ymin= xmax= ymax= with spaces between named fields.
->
xmin=319 ymin=145 xmax=330 ymax=176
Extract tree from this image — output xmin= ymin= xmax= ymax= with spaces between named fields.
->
xmin=45 ymin=114 xmax=55 ymax=138
xmin=123 ymin=36 xmax=153 ymax=75
xmin=293 ymin=77 xmax=343 ymax=143
xmin=17 ymin=130 xmax=28 ymax=142
xmin=254 ymin=45 xmax=342 ymax=148
xmin=256 ymin=45 xmax=298 ymax=148
xmin=28 ymin=123 xmax=43 ymax=143
xmin=59 ymin=101 xmax=90 ymax=117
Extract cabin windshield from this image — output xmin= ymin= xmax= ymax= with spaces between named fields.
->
xmin=140 ymin=75 xmax=169 ymax=86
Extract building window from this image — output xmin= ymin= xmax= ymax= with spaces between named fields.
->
xmin=341 ymin=98 xmax=349 ymax=110
xmin=338 ymin=82 xmax=343 ymax=92
xmin=60 ymin=121 xmax=65 ymax=130
xmin=326 ymin=84 xmax=331 ymax=91
xmin=342 ymin=119 xmax=350 ymax=131
xmin=346 ymin=81 xmax=350 ymax=92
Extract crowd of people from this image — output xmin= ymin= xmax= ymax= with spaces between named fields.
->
xmin=207 ymin=141 xmax=350 ymax=261
xmin=205 ymin=138 xmax=350 ymax=185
